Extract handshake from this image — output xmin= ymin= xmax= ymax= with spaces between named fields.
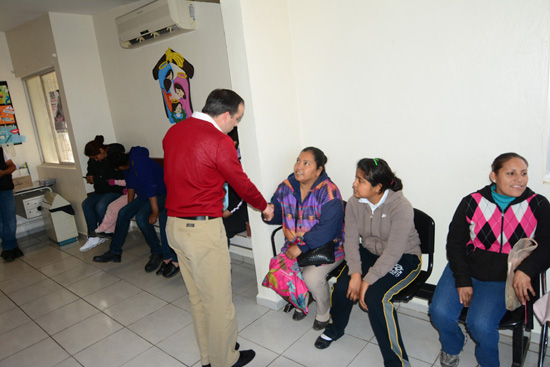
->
xmin=262 ymin=203 xmax=275 ymax=221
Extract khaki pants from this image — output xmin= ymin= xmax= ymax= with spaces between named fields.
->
xmin=166 ymin=217 xmax=239 ymax=367
xmin=301 ymin=258 xmax=344 ymax=322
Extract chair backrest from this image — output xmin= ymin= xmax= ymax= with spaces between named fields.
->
xmin=414 ymin=208 xmax=435 ymax=298
xmin=413 ymin=208 xmax=435 ymax=254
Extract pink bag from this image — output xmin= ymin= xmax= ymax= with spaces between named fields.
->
xmin=262 ymin=253 xmax=309 ymax=314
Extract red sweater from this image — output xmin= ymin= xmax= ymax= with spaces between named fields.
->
xmin=163 ymin=117 xmax=267 ymax=217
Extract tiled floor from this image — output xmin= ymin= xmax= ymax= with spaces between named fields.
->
xmin=0 ymin=230 xmax=547 ymax=367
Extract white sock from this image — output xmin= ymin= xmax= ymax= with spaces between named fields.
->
xmin=320 ymin=334 xmax=332 ymax=341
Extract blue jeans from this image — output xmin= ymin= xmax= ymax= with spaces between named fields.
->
xmin=0 ymin=189 xmax=18 ymax=250
xmin=429 ymin=263 xmax=507 ymax=367
xmin=109 ymin=195 xmax=174 ymax=261
xmin=82 ymin=192 xmax=121 ymax=235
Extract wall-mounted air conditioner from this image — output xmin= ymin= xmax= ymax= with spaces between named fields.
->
xmin=116 ymin=0 xmax=196 ymax=49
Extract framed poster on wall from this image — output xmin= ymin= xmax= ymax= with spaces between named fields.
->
xmin=0 ymin=81 xmax=23 ymax=145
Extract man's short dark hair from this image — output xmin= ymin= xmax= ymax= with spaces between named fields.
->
xmin=202 ymin=89 xmax=244 ymax=117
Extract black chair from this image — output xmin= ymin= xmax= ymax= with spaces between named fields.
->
xmin=392 ymin=208 xmax=435 ymax=303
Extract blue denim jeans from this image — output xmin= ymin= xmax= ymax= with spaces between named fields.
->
xmin=82 ymin=192 xmax=122 ymax=235
xmin=108 ymin=195 xmax=174 ymax=261
xmin=0 ymin=189 xmax=18 ymax=250
xmin=429 ymin=263 xmax=507 ymax=367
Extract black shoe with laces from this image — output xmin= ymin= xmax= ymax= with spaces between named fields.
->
xmin=93 ymin=251 xmax=121 ymax=263
xmin=144 ymin=253 xmax=163 ymax=272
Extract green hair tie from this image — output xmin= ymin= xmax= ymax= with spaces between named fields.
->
xmin=373 ymin=158 xmax=378 ymax=166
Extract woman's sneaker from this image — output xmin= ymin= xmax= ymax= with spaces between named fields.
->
xmin=439 ymin=351 xmax=459 ymax=367
xmin=80 ymin=237 xmax=106 ymax=252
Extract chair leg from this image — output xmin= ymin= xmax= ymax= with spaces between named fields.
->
xmin=539 ymin=323 xmax=549 ymax=367
xmin=511 ymin=323 xmax=529 ymax=367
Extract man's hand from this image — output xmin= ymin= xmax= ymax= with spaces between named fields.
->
xmin=513 ymin=270 xmax=535 ymax=305
xmin=223 ymin=209 xmax=232 ymax=218
xmin=285 ymin=244 xmax=302 ymax=260
xmin=358 ymin=280 xmax=370 ymax=311
xmin=263 ymin=203 xmax=274 ymax=221
xmin=149 ymin=211 xmax=159 ymax=224
xmin=347 ymin=273 xmax=362 ymax=302
xmin=457 ymin=286 xmax=473 ymax=307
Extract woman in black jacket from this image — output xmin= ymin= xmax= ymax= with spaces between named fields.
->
xmin=429 ymin=152 xmax=550 ymax=367
xmin=81 ymin=135 xmax=125 ymax=248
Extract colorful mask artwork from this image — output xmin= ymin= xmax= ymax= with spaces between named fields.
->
xmin=152 ymin=48 xmax=194 ymax=124
xmin=0 ymin=82 xmax=23 ymax=145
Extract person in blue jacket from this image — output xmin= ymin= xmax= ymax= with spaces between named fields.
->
xmin=93 ymin=146 xmax=178 ymax=276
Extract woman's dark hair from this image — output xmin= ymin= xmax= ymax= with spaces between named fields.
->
xmin=174 ymin=83 xmax=185 ymax=98
xmin=202 ymin=89 xmax=244 ymax=117
xmin=302 ymin=146 xmax=328 ymax=173
xmin=106 ymin=152 xmax=130 ymax=169
xmin=491 ymin=152 xmax=528 ymax=174
xmin=84 ymin=135 xmax=106 ymax=157
xmin=228 ymin=127 xmax=239 ymax=148
xmin=356 ymin=158 xmax=403 ymax=192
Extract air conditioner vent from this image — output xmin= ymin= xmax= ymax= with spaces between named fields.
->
xmin=116 ymin=0 xmax=196 ymax=49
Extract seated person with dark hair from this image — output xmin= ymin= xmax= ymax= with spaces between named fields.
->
xmin=93 ymin=146 xmax=178 ymax=276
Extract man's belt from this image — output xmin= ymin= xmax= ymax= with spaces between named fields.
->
xmin=178 ymin=216 xmax=216 ymax=220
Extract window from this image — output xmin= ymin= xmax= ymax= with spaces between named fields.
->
xmin=25 ymin=71 xmax=74 ymax=164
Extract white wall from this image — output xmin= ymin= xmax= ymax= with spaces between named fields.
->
xmin=219 ymin=0 xmax=550 ymax=311
xmin=285 ymin=0 xmax=550 ymax=281
xmin=93 ymin=1 xmax=233 ymax=158
xmin=220 ymin=0 xmax=303 ymax=308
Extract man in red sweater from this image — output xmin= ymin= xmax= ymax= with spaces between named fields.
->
xmin=163 ymin=89 xmax=274 ymax=367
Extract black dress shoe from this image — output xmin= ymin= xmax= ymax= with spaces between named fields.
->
xmin=162 ymin=262 xmax=180 ymax=278
xmin=12 ymin=247 xmax=24 ymax=259
xmin=156 ymin=262 xmax=167 ymax=275
xmin=292 ymin=309 xmax=306 ymax=321
xmin=314 ymin=335 xmax=333 ymax=349
xmin=313 ymin=319 xmax=330 ymax=330
xmin=3 ymin=250 xmax=15 ymax=262
xmin=144 ymin=253 xmax=163 ymax=272
xmin=93 ymin=251 xmax=121 ymax=263
xmin=232 ymin=350 xmax=256 ymax=367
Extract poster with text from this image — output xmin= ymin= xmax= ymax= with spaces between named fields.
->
xmin=0 ymin=82 xmax=23 ymax=145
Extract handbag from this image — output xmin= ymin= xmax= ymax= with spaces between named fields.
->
xmin=262 ymin=253 xmax=309 ymax=313
xmin=505 ymin=238 xmax=538 ymax=311
xmin=291 ymin=202 xmax=336 ymax=267
xmin=297 ymin=239 xmax=336 ymax=267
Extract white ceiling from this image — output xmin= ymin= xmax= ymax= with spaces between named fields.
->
xmin=0 ymin=0 xmax=144 ymax=32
